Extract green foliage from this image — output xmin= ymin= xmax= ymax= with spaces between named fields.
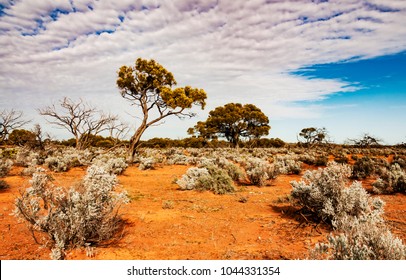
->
xmin=298 ymin=127 xmax=329 ymax=147
xmin=189 ymin=103 xmax=270 ymax=147
xmin=8 ymin=129 xmax=36 ymax=146
xmin=117 ymin=58 xmax=207 ymax=160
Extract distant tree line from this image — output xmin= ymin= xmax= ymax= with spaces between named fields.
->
xmin=1 ymin=57 xmax=405 ymax=153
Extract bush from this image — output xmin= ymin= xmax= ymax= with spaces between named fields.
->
xmin=315 ymin=155 xmax=328 ymax=166
xmin=373 ymin=163 xmax=406 ymax=194
xmin=0 ymin=179 xmax=9 ymax=190
xmin=138 ymin=157 xmax=155 ymax=170
xmin=274 ymin=155 xmax=302 ymax=175
xmin=333 ymin=153 xmax=349 ymax=164
xmin=311 ymin=212 xmax=406 ymax=260
xmin=166 ymin=153 xmax=190 ymax=165
xmin=92 ymin=155 xmax=128 ymax=175
xmin=213 ymin=157 xmax=244 ymax=182
xmin=13 ymin=166 xmax=129 ymax=259
xmin=177 ymin=165 xmax=235 ymax=194
xmin=0 ymin=159 xmax=13 ymax=177
xmin=351 ymin=156 xmax=375 ymax=179
xmin=291 ymin=162 xmax=383 ymax=229
xmin=245 ymin=157 xmax=273 ymax=186
xmin=44 ymin=155 xmax=73 ymax=172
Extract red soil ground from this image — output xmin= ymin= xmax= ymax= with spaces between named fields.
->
xmin=1 ymin=163 xmax=405 ymax=260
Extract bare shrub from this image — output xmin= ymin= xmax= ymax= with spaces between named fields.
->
xmin=13 ymin=166 xmax=129 ymax=259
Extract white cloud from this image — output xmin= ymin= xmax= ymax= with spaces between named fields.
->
xmin=0 ymin=0 xmax=405 ymax=142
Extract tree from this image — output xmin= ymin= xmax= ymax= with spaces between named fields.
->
xmin=188 ymin=103 xmax=270 ymax=147
xmin=116 ymin=58 xmax=207 ymax=161
xmin=0 ymin=109 xmax=30 ymax=142
xmin=8 ymin=129 xmax=36 ymax=146
xmin=348 ymin=133 xmax=382 ymax=147
xmin=297 ymin=127 xmax=329 ymax=147
xmin=39 ymin=97 xmax=119 ymax=150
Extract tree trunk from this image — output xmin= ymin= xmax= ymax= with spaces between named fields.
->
xmin=127 ymin=125 xmax=147 ymax=163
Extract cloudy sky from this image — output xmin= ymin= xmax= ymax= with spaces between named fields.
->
xmin=1 ymin=0 xmax=405 ymax=144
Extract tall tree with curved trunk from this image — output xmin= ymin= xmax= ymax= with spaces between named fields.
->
xmin=117 ymin=58 xmax=207 ymax=162
xmin=189 ymin=103 xmax=270 ymax=147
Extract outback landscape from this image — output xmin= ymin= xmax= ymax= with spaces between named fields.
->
xmin=1 ymin=1 xmax=406 ymax=266
xmin=1 ymin=144 xmax=406 ymax=260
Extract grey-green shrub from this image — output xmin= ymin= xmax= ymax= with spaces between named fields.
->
xmin=373 ymin=163 xmax=406 ymax=194
xmin=213 ymin=157 xmax=244 ymax=182
xmin=245 ymin=157 xmax=273 ymax=186
xmin=92 ymin=155 xmax=128 ymax=175
xmin=177 ymin=165 xmax=235 ymax=194
xmin=0 ymin=159 xmax=13 ymax=177
xmin=13 ymin=166 xmax=129 ymax=260
xmin=291 ymin=162 xmax=383 ymax=229
xmin=274 ymin=155 xmax=302 ymax=175
xmin=138 ymin=157 xmax=155 ymax=170
xmin=311 ymin=212 xmax=406 ymax=260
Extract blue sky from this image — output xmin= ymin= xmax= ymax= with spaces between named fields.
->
xmin=284 ymin=51 xmax=406 ymax=144
xmin=0 ymin=0 xmax=405 ymax=144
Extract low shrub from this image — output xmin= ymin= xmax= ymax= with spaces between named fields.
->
xmin=176 ymin=165 xmax=235 ymax=194
xmin=138 ymin=157 xmax=155 ymax=170
xmin=0 ymin=179 xmax=9 ymax=190
xmin=92 ymin=155 xmax=128 ymax=175
xmin=245 ymin=157 xmax=273 ymax=186
xmin=291 ymin=162 xmax=383 ymax=229
xmin=274 ymin=155 xmax=302 ymax=175
xmin=351 ymin=156 xmax=375 ymax=179
xmin=0 ymin=159 xmax=13 ymax=177
xmin=315 ymin=155 xmax=329 ymax=166
xmin=373 ymin=163 xmax=406 ymax=194
xmin=311 ymin=212 xmax=406 ymax=260
xmin=13 ymin=166 xmax=129 ymax=259
xmin=214 ymin=157 xmax=245 ymax=182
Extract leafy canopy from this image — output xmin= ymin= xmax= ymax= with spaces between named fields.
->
xmin=189 ymin=103 xmax=270 ymax=147
xmin=117 ymin=58 xmax=206 ymax=114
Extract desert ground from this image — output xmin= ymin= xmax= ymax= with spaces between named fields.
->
xmin=1 ymin=152 xmax=405 ymax=260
